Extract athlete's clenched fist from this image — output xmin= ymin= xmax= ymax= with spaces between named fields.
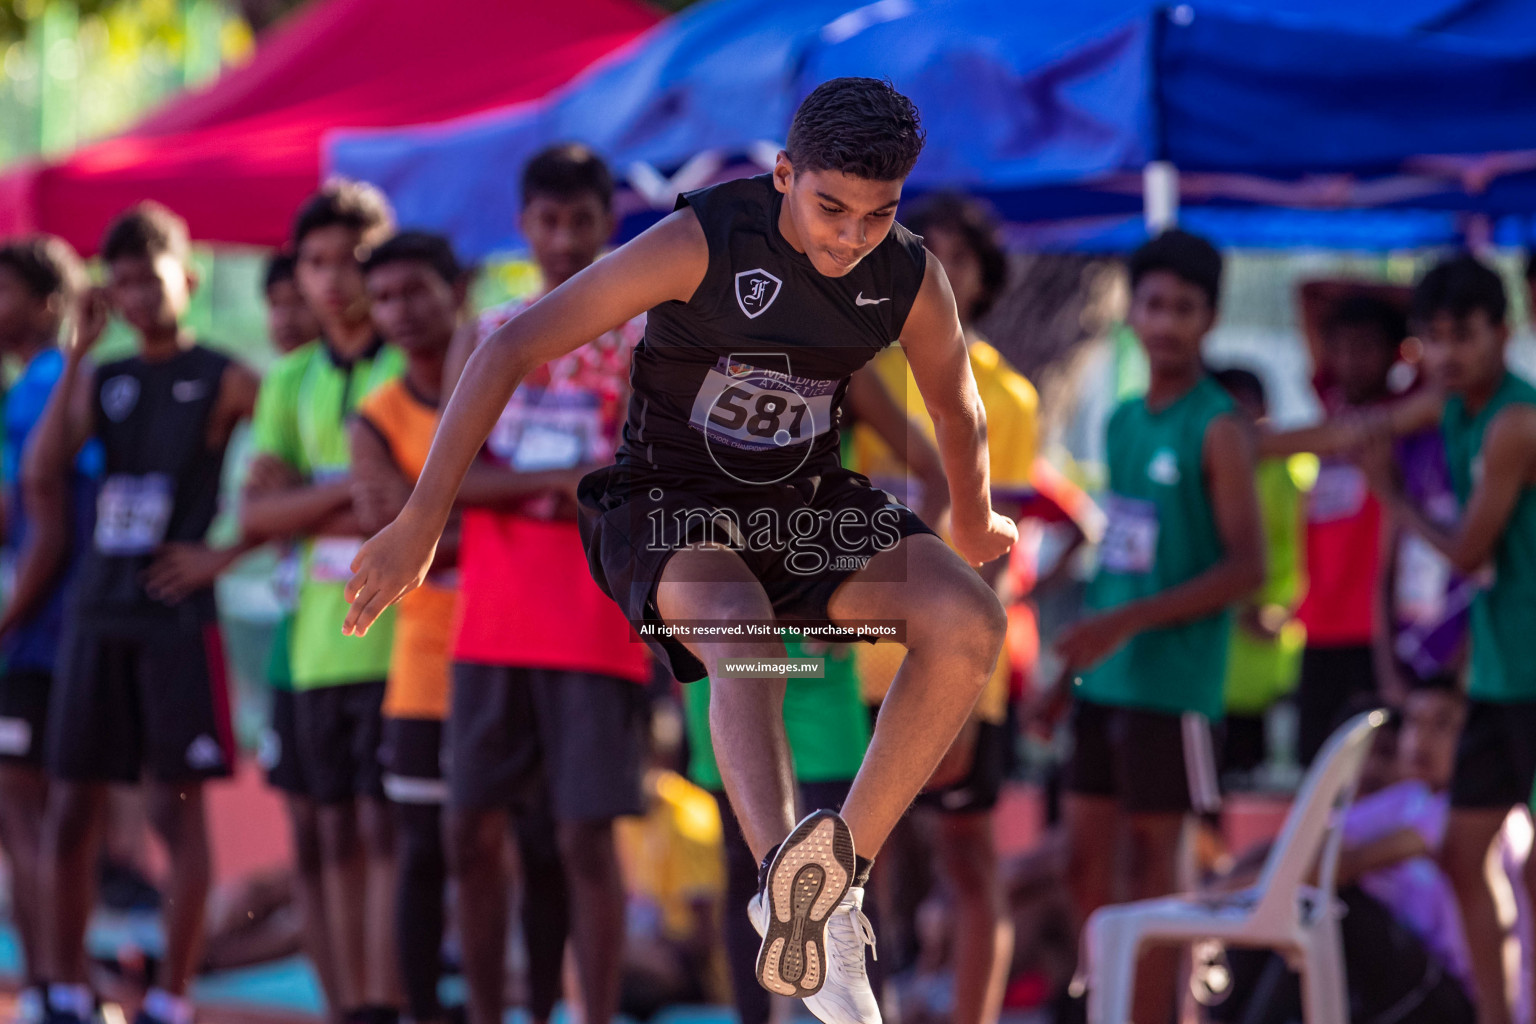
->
xmin=950 ymin=509 xmax=1018 ymax=568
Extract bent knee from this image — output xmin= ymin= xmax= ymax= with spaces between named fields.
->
xmin=446 ymin=811 xmax=504 ymax=873
xmin=557 ymin=821 xmax=618 ymax=881
xmin=908 ymin=578 xmax=1007 ymax=665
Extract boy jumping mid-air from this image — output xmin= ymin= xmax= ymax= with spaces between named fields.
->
xmin=344 ymin=78 xmax=1015 ymax=1024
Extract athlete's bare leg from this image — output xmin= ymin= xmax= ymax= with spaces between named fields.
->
xmin=287 ymin=795 xmax=345 ymax=1020
xmin=0 ymin=764 xmax=49 ymax=987
xmin=937 ymin=810 xmax=1013 ymax=1024
xmin=447 ymin=807 xmax=511 ymax=1024
xmin=657 ymin=543 xmax=797 ymax=862
xmin=1444 ymin=808 xmax=1514 ymax=1024
xmin=316 ymin=800 xmax=367 ymax=1009
xmin=358 ymin=796 xmax=401 ymax=1010
xmin=558 ymin=819 xmax=625 ymax=1024
xmin=1127 ymin=812 xmax=1187 ymax=1024
xmin=147 ymin=781 xmax=212 ymax=995
xmin=41 ymin=781 xmax=108 ymax=984
xmin=825 ymin=533 xmax=1007 ymax=856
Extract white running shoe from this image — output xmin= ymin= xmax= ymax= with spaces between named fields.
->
xmin=750 ymin=884 xmax=881 ymax=1024
xmin=752 ymin=809 xmax=854 ymax=999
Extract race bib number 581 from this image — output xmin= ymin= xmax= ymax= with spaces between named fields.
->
xmin=688 ymin=356 xmax=838 ymax=452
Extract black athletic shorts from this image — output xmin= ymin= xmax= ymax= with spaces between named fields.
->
xmin=292 ymin=681 xmax=387 ymax=805
xmin=47 ymin=615 xmax=235 ymax=784
xmin=0 ymin=669 xmax=53 ymax=767
xmin=447 ymin=663 xmax=646 ymax=821
xmin=577 ymin=460 xmax=938 ymax=682
xmin=379 ymin=716 xmax=446 ymax=806
xmin=1296 ymin=644 xmax=1377 ymax=767
xmin=916 ymin=719 xmax=1011 ymax=815
xmin=1450 ymin=698 xmax=1536 ymax=810
xmin=259 ymin=688 xmax=307 ymax=796
xmin=1063 ymin=698 xmax=1221 ymax=815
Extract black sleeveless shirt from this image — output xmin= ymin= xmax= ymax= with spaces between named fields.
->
xmin=76 ymin=343 xmax=231 ymax=622
xmin=617 ymin=175 xmax=927 ymax=487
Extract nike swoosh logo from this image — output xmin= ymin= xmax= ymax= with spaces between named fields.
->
xmin=855 ymin=292 xmax=890 ymax=306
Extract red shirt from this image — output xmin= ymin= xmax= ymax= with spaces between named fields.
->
xmin=1296 ymin=380 xmax=1381 ymax=646
xmin=451 ymin=297 xmax=649 ymax=681
xmin=1296 ymin=460 xmax=1380 ymax=645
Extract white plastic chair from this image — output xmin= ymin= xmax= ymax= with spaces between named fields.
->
xmin=1080 ymin=709 xmax=1388 ymax=1024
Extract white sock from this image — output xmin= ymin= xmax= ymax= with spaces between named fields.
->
xmin=143 ymin=988 xmax=194 ymax=1024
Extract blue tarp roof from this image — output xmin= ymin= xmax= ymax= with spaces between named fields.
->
xmin=327 ymin=0 xmax=1536 ymax=257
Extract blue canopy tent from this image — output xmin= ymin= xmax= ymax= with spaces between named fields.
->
xmin=326 ymin=0 xmax=1536 ymax=257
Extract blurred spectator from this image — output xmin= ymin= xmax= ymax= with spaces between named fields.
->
xmin=852 ymin=191 xmax=1041 ymax=1024
xmin=262 ymin=251 xmax=320 ymax=356
xmin=31 ymin=201 xmax=260 ymax=1024
xmin=1213 ymin=366 xmax=1308 ymax=786
xmin=437 ymin=143 xmax=648 ymax=1024
xmin=1291 ymin=285 xmax=1407 ymax=763
xmin=1056 ymin=229 xmax=1263 ymax=1024
xmin=252 ymin=247 xmax=342 ymax=1018
xmin=0 ymin=232 xmax=93 ymax=1016
xmin=354 ymin=232 xmax=470 ymax=1024
xmin=1207 ymin=682 xmax=1474 ymax=1024
xmin=240 ymin=179 xmax=403 ymax=1024
xmin=616 ymin=707 xmax=729 ymax=1017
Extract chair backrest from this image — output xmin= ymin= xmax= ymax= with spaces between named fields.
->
xmin=1250 ymin=710 xmax=1387 ymax=922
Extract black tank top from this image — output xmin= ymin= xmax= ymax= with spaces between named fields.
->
xmin=618 ymin=174 xmax=927 ymax=487
xmin=76 ymin=343 xmax=231 ymax=622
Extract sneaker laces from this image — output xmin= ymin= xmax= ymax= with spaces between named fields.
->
xmin=827 ymin=895 xmax=878 ymax=976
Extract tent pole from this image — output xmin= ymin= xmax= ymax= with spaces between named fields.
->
xmin=1144 ymin=160 xmax=1179 ymax=233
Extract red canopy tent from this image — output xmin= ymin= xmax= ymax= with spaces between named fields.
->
xmin=0 ymin=0 xmax=660 ymax=254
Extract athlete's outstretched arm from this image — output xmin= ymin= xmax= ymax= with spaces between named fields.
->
xmin=343 ymin=209 xmax=709 ymax=635
xmin=1057 ymin=413 xmax=1266 ymax=669
xmin=898 ymin=251 xmax=1016 ymax=567
xmin=1258 ymin=388 xmax=1441 ymax=458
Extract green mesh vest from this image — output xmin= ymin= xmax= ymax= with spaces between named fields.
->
xmin=1078 ymin=376 xmax=1236 ymax=720
xmin=1442 ymin=371 xmax=1536 ymax=702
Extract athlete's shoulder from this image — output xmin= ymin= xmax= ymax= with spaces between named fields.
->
xmin=1107 ymin=393 xmax=1143 ymax=427
xmin=674 ymin=173 xmax=773 ymax=216
xmin=1194 ymin=375 xmax=1237 ymax=416
xmin=21 ymin=346 xmax=65 ymax=385
xmin=189 ymin=341 xmax=236 ymax=372
xmin=357 ymin=377 xmax=408 ymax=421
xmin=94 ymin=351 xmax=141 ymax=378
xmin=885 ymin=217 xmax=927 ymax=273
xmin=267 ymin=340 xmax=323 ymax=380
xmin=1504 ymin=371 xmax=1536 ymax=407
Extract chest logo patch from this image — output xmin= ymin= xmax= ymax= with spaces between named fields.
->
xmin=735 ymin=269 xmax=782 ymax=320
xmin=173 ymin=379 xmax=208 ymax=403
xmin=1148 ymin=447 xmax=1181 ymax=486
xmin=102 ymin=375 xmax=140 ymax=423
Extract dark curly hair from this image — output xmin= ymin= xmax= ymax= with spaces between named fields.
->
xmin=1324 ymin=293 xmax=1407 ymax=353
xmin=786 ymin=78 xmax=925 ymax=182
xmin=0 ymin=233 xmax=85 ymax=304
xmin=522 ymin=143 xmax=615 ymax=210
xmin=1128 ymin=229 xmax=1223 ymax=309
xmin=1412 ymin=254 xmax=1507 ymax=327
xmin=290 ymin=177 xmax=395 ymax=252
xmin=903 ymin=193 xmax=1008 ymax=321
xmin=362 ymin=231 xmax=465 ymax=287
xmin=100 ymin=201 xmax=191 ymax=266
